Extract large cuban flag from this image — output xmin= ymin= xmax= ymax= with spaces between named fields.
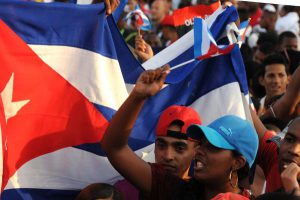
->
xmin=0 ymin=2 xmax=250 ymax=200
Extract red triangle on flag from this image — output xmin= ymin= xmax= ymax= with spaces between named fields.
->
xmin=0 ymin=20 xmax=108 ymax=191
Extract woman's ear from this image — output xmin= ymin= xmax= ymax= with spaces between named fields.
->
xmin=233 ymin=156 xmax=247 ymax=171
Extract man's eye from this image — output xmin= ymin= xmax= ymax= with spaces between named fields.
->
xmin=156 ymin=142 xmax=165 ymax=148
xmin=284 ymin=137 xmax=295 ymax=143
xmin=175 ymin=145 xmax=186 ymax=152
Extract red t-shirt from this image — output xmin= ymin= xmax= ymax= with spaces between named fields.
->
xmin=257 ymin=130 xmax=282 ymax=192
xmin=114 ymin=179 xmax=139 ymax=200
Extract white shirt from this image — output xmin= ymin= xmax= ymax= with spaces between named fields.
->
xmin=275 ymin=12 xmax=300 ymax=35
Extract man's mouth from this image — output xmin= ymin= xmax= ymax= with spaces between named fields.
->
xmin=162 ymin=164 xmax=176 ymax=172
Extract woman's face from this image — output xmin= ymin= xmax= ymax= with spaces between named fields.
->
xmin=193 ymin=135 xmax=235 ymax=184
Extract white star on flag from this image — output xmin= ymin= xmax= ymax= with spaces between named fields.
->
xmin=1 ymin=73 xmax=30 ymax=123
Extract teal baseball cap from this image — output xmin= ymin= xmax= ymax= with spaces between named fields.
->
xmin=187 ymin=115 xmax=259 ymax=167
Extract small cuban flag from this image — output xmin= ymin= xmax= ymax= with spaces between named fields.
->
xmin=194 ymin=17 xmax=235 ymax=60
xmin=125 ymin=5 xmax=151 ymax=31
xmin=238 ymin=19 xmax=250 ymax=43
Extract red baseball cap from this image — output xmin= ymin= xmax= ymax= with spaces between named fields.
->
xmin=156 ymin=105 xmax=201 ymax=138
xmin=160 ymin=15 xmax=175 ymax=27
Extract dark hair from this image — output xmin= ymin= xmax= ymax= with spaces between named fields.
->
xmin=75 ymin=183 xmax=124 ymax=200
xmin=257 ymin=42 xmax=276 ymax=55
xmin=257 ymin=32 xmax=278 ymax=47
xmin=281 ymin=49 xmax=300 ymax=75
xmin=252 ymin=64 xmax=267 ymax=98
xmin=261 ymin=116 xmax=285 ymax=131
xmin=262 ymin=53 xmax=289 ymax=76
xmin=169 ymin=120 xmax=185 ymax=128
xmin=279 ymin=31 xmax=297 ymax=44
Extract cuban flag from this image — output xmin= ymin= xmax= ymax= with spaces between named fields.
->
xmin=142 ymin=5 xmax=250 ymax=124
xmin=193 ymin=17 xmax=236 ymax=60
xmin=238 ymin=19 xmax=251 ymax=43
xmin=0 ymin=2 xmax=250 ymax=200
xmin=125 ymin=4 xmax=151 ymax=31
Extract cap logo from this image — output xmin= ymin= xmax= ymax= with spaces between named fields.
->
xmin=219 ymin=126 xmax=233 ymax=136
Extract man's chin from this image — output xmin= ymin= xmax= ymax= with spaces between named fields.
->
xmin=270 ymin=90 xmax=283 ymax=96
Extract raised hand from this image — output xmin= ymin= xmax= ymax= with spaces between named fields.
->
xmin=132 ymin=65 xmax=170 ymax=100
xmin=281 ymin=162 xmax=300 ymax=196
xmin=104 ymin=0 xmax=120 ymax=15
xmin=135 ymin=35 xmax=154 ymax=62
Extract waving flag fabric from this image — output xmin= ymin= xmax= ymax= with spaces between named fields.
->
xmin=112 ymin=0 xmax=129 ymax=22
xmin=0 ymin=2 xmax=249 ymax=200
xmin=194 ymin=17 xmax=235 ymax=60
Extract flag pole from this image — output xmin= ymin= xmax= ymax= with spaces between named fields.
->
xmin=138 ymin=27 xmax=141 ymax=36
xmin=170 ymin=59 xmax=196 ymax=71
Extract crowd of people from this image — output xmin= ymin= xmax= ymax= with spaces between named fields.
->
xmin=37 ymin=0 xmax=300 ymax=199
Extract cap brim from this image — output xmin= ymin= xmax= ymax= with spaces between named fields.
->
xmin=187 ymin=125 xmax=235 ymax=150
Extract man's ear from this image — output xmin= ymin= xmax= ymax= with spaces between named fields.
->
xmin=258 ymin=75 xmax=265 ymax=87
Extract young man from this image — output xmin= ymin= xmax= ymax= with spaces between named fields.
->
xmin=259 ymin=54 xmax=289 ymax=115
xmin=258 ymin=4 xmax=277 ymax=33
xmin=114 ymin=105 xmax=202 ymax=200
xmin=253 ymin=114 xmax=300 ymax=194
xmin=261 ymin=61 xmax=300 ymax=125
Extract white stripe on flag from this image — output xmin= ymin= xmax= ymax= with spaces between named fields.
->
xmin=190 ymin=82 xmax=247 ymax=125
xmin=142 ymin=6 xmax=225 ymax=70
xmin=201 ymin=21 xmax=211 ymax=55
xmin=29 ymin=45 xmax=128 ymax=110
xmin=5 ymin=144 xmax=155 ymax=190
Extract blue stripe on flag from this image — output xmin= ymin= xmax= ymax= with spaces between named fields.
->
xmin=0 ymin=1 xmax=118 ymax=59
xmin=93 ymin=103 xmax=116 ymax=121
xmin=194 ymin=18 xmax=203 ymax=58
xmin=2 ymin=189 xmax=80 ymax=200
xmin=210 ymin=6 xmax=238 ymax=40
xmin=113 ymin=0 xmax=128 ymax=22
xmin=106 ymin=16 xmax=144 ymax=83
xmin=74 ymin=137 xmax=153 ymax=156
xmin=239 ymin=20 xmax=249 ymax=29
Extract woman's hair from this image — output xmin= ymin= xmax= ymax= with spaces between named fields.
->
xmin=75 ymin=183 xmax=124 ymax=200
